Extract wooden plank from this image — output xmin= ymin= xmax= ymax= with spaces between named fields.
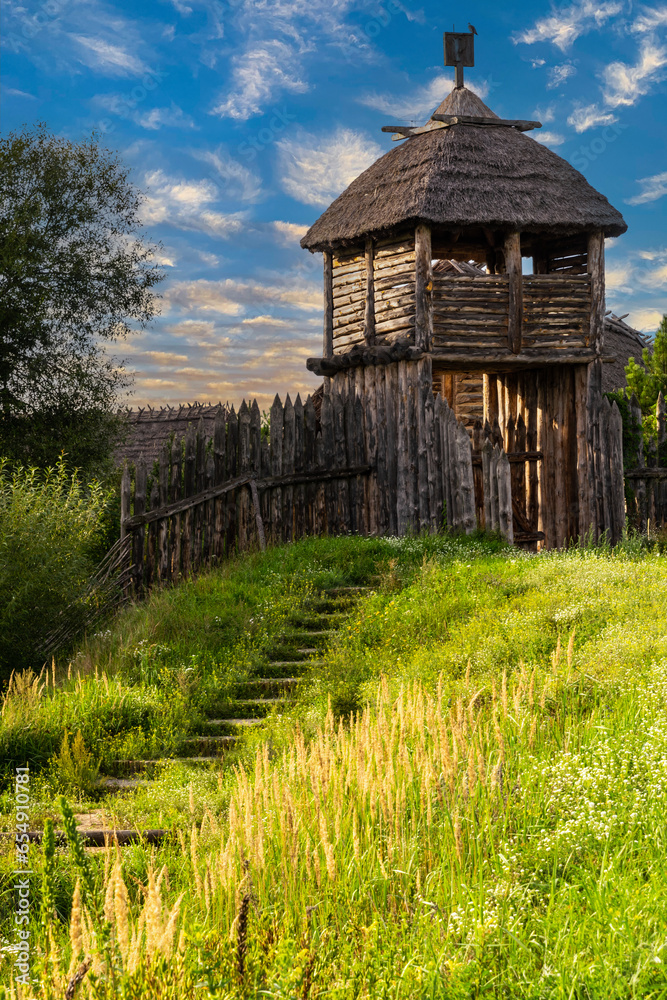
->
xmin=324 ymin=251 xmax=334 ymax=359
xmin=386 ymin=363 xmax=399 ymax=535
xmin=170 ymin=438 xmax=182 ymax=577
xmin=120 ymin=465 xmax=131 ymax=542
xmin=497 ymin=451 xmax=514 ymax=543
xmin=293 ymin=394 xmax=305 ymax=542
xmin=573 ymin=364 xmax=590 ymax=540
xmin=415 ymin=223 xmax=432 ymax=352
xmin=304 ymin=394 xmax=317 ymax=535
xmin=431 ymin=112 xmax=542 ymax=130
xmin=587 ymin=231 xmax=604 ymax=353
xmin=504 ymin=231 xmax=522 ymax=354
xmin=320 ymin=389 xmax=336 ymax=533
xmin=283 ymin=395 xmax=295 ymax=542
xmin=482 ymin=438 xmax=493 ymax=530
xmin=270 ymin=394 xmax=283 ymax=544
xmin=609 ymin=400 xmax=625 ymax=543
xmin=158 ymin=442 xmax=170 ymax=581
xmin=133 ymin=461 xmax=147 ymax=593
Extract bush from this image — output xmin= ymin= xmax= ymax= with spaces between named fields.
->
xmin=0 ymin=458 xmax=107 ymax=681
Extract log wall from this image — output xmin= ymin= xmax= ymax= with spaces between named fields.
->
xmin=332 ymin=247 xmax=366 ymax=352
xmin=624 ymin=390 xmax=667 ymax=533
xmin=372 ymin=235 xmax=416 ymax=347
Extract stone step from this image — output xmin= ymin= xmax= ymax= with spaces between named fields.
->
xmin=265 ymin=659 xmax=325 ymax=670
xmin=250 ymin=661 xmax=312 ymax=678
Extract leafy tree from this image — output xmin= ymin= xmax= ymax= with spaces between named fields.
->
xmin=624 ymin=314 xmax=667 ymax=441
xmin=0 ymin=123 xmax=163 ymax=474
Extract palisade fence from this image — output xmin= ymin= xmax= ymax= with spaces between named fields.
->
xmin=624 ymin=391 xmax=667 ymax=533
xmin=120 ymin=360 xmax=490 ymax=594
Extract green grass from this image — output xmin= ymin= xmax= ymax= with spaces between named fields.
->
xmin=1 ymin=532 xmax=667 ymax=998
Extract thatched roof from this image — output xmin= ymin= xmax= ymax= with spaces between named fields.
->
xmin=114 ymin=403 xmax=228 ymax=467
xmin=602 ymin=313 xmax=650 ymax=394
xmin=302 ymin=87 xmax=627 ymax=252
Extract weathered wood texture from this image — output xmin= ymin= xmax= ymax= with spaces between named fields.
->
xmin=122 ymin=369 xmax=480 ymax=593
xmin=431 ymin=273 xmax=592 ymax=354
xmin=475 ymin=364 xmax=624 ymax=549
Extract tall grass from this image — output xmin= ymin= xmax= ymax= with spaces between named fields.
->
xmin=2 ymin=537 xmax=667 ymax=997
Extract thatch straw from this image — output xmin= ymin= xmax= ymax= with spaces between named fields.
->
xmin=301 ymin=88 xmax=626 ymax=252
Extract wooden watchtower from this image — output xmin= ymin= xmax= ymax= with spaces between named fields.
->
xmin=302 ymin=32 xmax=627 ymax=548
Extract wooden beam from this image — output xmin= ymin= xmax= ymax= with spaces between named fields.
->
xmin=587 ymin=231 xmax=605 ymax=355
xmin=323 ymin=251 xmax=333 ymax=359
xmin=504 ymin=231 xmax=523 ymax=355
xmin=415 ymin=223 xmax=433 ymax=351
xmin=431 ymin=113 xmax=542 ymax=131
xmin=364 ymin=237 xmax=375 ymax=345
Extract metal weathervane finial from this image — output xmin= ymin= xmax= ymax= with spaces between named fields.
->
xmin=444 ymin=25 xmax=476 ymax=89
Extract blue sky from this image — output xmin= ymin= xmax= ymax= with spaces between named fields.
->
xmin=2 ymin=0 xmax=667 ymax=409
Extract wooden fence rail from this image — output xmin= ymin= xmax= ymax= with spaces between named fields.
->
xmin=120 ymin=361 xmax=483 ymax=593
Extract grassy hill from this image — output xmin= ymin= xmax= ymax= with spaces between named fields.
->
xmin=1 ymin=532 xmax=667 ymax=997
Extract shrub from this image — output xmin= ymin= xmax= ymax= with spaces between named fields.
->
xmin=0 ymin=458 xmax=107 ymax=681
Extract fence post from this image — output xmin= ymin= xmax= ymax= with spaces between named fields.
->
xmin=497 ymin=451 xmax=514 ymax=544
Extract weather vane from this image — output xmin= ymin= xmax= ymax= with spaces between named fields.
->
xmin=444 ymin=24 xmax=476 ymax=89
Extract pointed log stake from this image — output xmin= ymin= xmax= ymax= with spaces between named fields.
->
xmin=249 ymin=480 xmax=266 ymax=551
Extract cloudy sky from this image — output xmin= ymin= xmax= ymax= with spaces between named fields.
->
xmin=2 ymin=0 xmax=666 ymax=410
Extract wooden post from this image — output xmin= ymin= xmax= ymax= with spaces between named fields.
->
xmin=599 ymin=396 xmax=614 ymax=539
xmin=283 ymin=395 xmax=295 ymax=542
xmin=133 ymin=461 xmax=147 ymax=593
xmin=456 ymin=422 xmax=476 ymax=534
xmin=417 ymin=357 xmax=431 ymax=530
xmin=293 ymin=394 xmax=305 ymax=542
xmin=483 ymin=373 xmax=498 ymax=427
xmin=587 ymin=231 xmax=605 ymax=354
xmin=497 ymin=451 xmax=514 ymax=544
xmin=554 ymin=369 xmax=567 ymax=549
xmin=415 ymin=224 xmax=433 ymax=352
xmin=630 ymin=392 xmax=646 ymax=531
xmin=489 ymin=444 xmax=500 ymax=532
xmin=120 ymin=465 xmax=131 ymax=541
xmin=323 ymin=251 xmax=334 ymax=359
xmin=270 ymin=394 xmax=284 ymax=542
xmin=171 ymin=437 xmax=182 ymax=578
xmin=386 ymin=363 xmax=399 ymax=535
xmin=574 ymin=365 xmax=590 ymax=541
xmin=364 ymin=238 xmax=375 ymax=345
xmin=158 ymin=442 xmax=170 ymax=581
xmin=482 ymin=437 xmax=492 ymax=531
xmin=504 ymin=231 xmax=523 ymax=355
xmin=609 ymin=400 xmax=625 ymax=543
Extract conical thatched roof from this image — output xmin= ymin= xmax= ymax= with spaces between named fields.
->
xmin=301 ymin=87 xmax=627 ymax=252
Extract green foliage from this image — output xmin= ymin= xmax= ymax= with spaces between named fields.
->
xmin=50 ymin=729 xmax=101 ymax=800
xmin=57 ymin=794 xmax=97 ymax=911
xmin=624 ymin=313 xmax=667 ymax=443
xmin=0 ymin=458 xmax=107 ymax=680
xmin=2 ymin=538 xmax=667 ymax=995
xmin=0 ymin=123 xmax=163 ymax=474
xmin=40 ymin=817 xmax=58 ymax=927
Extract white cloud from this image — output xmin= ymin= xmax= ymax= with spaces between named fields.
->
xmin=277 ymin=127 xmax=382 ymax=208
xmin=632 ymin=6 xmax=667 ymax=33
xmin=4 ymin=87 xmax=35 ymax=98
xmin=71 ymin=34 xmax=147 ymax=76
xmin=271 ymin=221 xmax=310 ymax=246
xmin=135 ymin=104 xmax=197 ymax=130
xmin=531 ymin=58 xmax=546 ymax=68
xmin=533 ymin=104 xmax=556 ymax=122
xmin=601 ymin=39 xmax=667 ymax=106
xmin=197 ymin=251 xmax=220 ymax=267
xmin=164 ymin=277 xmax=322 ymax=315
xmin=626 ymin=171 xmax=667 ymax=204
xmin=547 ymin=63 xmax=577 ymax=88
xmin=358 ymin=74 xmax=490 ymax=121
xmin=211 ymin=41 xmax=307 ymax=120
xmin=627 ymin=308 xmax=664 ymax=332
xmin=513 ymin=1 xmax=623 ymax=50
xmin=533 ymin=130 xmax=566 ymax=146
xmin=567 ymin=103 xmax=619 ymax=132
xmin=141 ymin=169 xmax=246 ymax=237
xmin=195 ymin=146 xmax=263 ymax=202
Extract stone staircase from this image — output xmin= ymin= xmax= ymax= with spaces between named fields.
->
xmin=101 ymin=585 xmax=371 ymax=787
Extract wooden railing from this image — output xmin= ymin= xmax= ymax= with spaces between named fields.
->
xmin=431 ymin=273 xmax=592 ymax=355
